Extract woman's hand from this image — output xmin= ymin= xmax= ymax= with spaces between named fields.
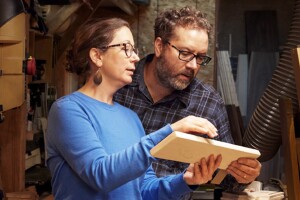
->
xmin=183 ymin=154 xmax=222 ymax=185
xmin=170 ymin=115 xmax=218 ymax=138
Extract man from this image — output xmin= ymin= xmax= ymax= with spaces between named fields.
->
xmin=114 ymin=6 xmax=261 ymax=198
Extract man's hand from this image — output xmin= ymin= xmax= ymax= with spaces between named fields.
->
xmin=183 ymin=154 xmax=222 ymax=185
xmin=226 ymin=158 xmax=261 ymax=184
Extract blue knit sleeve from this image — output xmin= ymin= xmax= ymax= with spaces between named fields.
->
xmin=141 ymin=166 xmax=193 ymax=200
xmin=46 ymin=97 xmax=178 ymax=195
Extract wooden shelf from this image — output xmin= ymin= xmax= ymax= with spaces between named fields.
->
xmin=0 ymin=38 xmax=22 ymax=43
xmin=0 ymin=13 xmax=26 ymax=112
xmin=0 ymin=13 xmax=26 ymax=44
xmin=0 ymin=12 xmax=27 ymax=193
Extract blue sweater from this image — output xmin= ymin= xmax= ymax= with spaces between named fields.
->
xmin=46 ymin=92 xmax=192 ymax=199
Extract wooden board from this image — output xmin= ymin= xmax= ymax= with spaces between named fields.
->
xmin=0 ymin=104 xmax=26 ymax=192
xmin=151 ymin=131 xmax=261 ymax=170
xmin=0 ymin=75 xmax=25 ymax=111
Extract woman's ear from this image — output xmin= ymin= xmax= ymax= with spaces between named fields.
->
xmin=89 ymin=48 xmax=103 ymax=67
xmin=154 ymin=37 xmax=163 ymax=57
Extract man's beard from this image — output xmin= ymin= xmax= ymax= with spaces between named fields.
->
xmin=155 ymin=55 xmax=195 ymax=90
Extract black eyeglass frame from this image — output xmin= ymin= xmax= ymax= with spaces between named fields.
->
xmin=166 ymin=41 xmax=211 ymax=66
xmin=100 ymin=43 xmax=138 ymax=58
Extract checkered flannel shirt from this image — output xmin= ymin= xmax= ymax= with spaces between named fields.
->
xmin=114 ymin=54 xmax=248 ymax=197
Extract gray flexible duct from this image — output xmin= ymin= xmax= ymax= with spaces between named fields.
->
xmin=242 ymin=0 xmax=300 ymax=162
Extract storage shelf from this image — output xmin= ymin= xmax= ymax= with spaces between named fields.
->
xmin=0 ymin=37 xmax=22 ymax=43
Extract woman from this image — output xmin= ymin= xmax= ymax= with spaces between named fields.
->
xmin=46 ymin=17 xmax=221 ymax=200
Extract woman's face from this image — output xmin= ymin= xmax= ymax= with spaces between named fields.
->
xmin=100 ymin=26 xmax=140 ymax=89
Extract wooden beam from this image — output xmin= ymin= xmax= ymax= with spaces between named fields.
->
xmin=279 ymin=97 xmax=300 ymax=200
xmin=55 ymin=0 xmax=138 ymax=59
xmin=55 ymin=0 xmax=102 ymax=57
xmin=46 ymin=2 xmax=83 ymax=34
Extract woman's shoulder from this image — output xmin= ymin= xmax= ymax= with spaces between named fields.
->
xmin=114 ymin=102 xmax=138 ymax=115
xmin=50 ymin=92 xmax=83 ymax=111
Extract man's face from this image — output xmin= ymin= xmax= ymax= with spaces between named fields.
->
xmin=155 ymin=27 xmax=209 ymax=90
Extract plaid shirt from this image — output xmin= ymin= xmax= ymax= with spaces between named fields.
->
xmin=114 ymin=54 xmax=247 ymax=197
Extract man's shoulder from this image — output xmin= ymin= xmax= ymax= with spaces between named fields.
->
xmin=183 ymin=79 xmax=224 ymax=105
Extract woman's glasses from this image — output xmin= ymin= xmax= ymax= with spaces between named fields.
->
xmin=100 ymin=43 xmax=138 ymax=58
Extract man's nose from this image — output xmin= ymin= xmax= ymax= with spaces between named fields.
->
xmin=186 ymin=57 xmax=198 ymax=69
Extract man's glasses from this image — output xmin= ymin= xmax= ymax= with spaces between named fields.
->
xmin=166 ymin=41 xmax=211 ymax=66
xmin=100 ymin=43 xmax=138 ymax=58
